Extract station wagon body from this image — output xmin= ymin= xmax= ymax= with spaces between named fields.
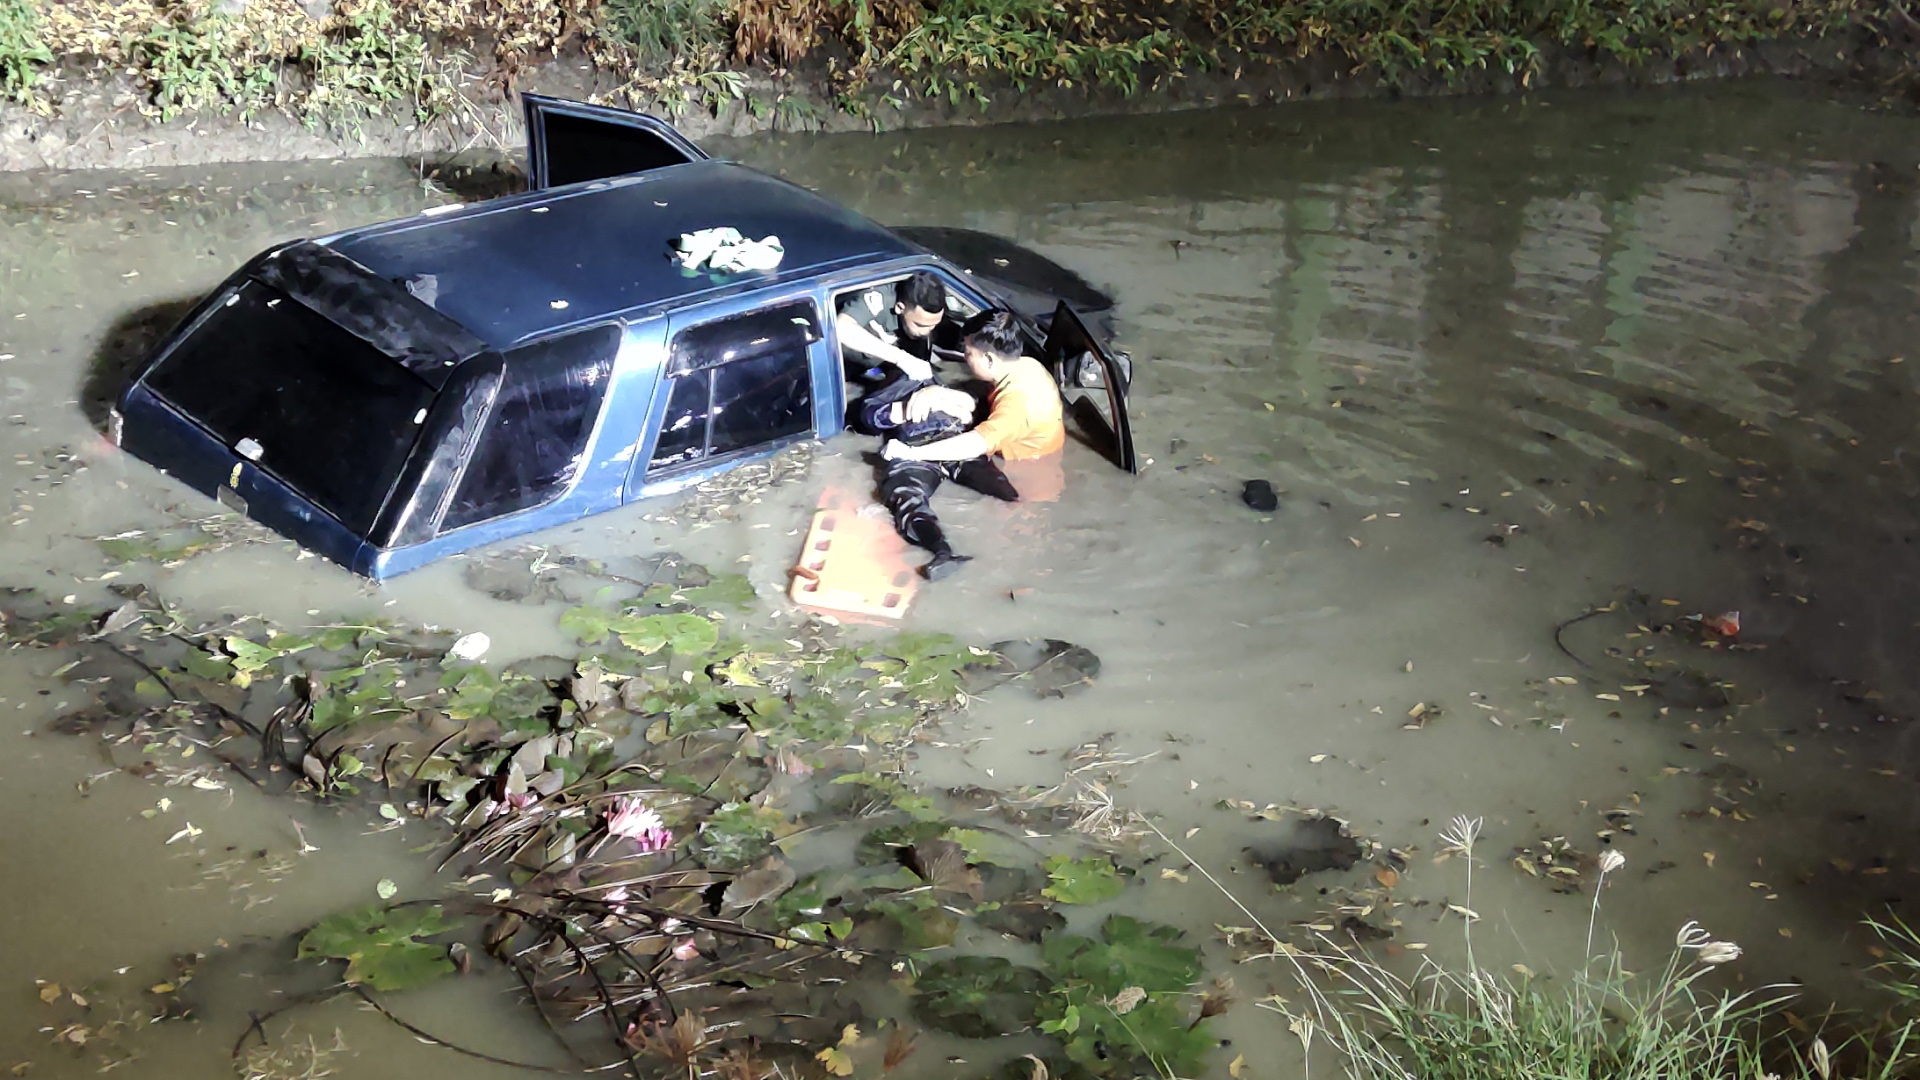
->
xmin=112 ymin=95 xmax=1136 ymax=580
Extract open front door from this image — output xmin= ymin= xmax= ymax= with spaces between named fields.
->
xmin=523 ymin=93 xmax=708 ymax=190
xmin=1042 ymin=302 xmax=1137 ymax=474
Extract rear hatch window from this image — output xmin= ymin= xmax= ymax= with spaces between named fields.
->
xmin=143 ymin=281 xmax=435 ymax=535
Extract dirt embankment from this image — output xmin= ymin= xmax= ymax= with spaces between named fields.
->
xmin=1 ymin=9 xmax=1908 ymax=175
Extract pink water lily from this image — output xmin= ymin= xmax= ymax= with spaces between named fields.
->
xmin=670 ymin=938 xmax=699 ymax=962
xmin=602 ymin=885 xmax=630 ymax=915
xmin=605 ymin=795 xmax=673 ymax=854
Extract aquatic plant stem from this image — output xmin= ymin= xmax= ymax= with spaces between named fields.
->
xmin=1139 ymin=817 xmax=1283 ymax=944
xmin=1584 ymin=864 xmax=1612 ymax=968
xmin=349 ymin=986 xmax=606 ymax=1074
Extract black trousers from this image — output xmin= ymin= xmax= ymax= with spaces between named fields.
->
xmin=877 ymin=457 xmax=1019 ymax=557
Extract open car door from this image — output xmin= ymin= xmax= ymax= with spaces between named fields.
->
xmin=1042 ymin=302 xmax=1137 ymax=474
xmin=523 ymin=93 xmax=708 ymax=190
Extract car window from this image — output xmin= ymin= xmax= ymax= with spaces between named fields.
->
xmin=831 ymin=272 xmax=980 ymax=367
xmin=648 ymin=371 xmax=710 ymax=472
xmin=648 ymin=300 xmax=820 ymax=476
xmin=142 ymin=280 xmax=435 ymax=536
xmin=442 ymin=324 xmax=621 ymax=530
xmin=523 ymin=95 xmax=707 ymax=190
xmin=710 ymin=349 xmax=812 ymax=455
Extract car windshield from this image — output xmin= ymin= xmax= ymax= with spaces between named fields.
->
xmin=143 ymin=281 xmax=436 ymax=535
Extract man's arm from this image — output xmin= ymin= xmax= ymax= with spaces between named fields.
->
xmin=836 ymin=311 xmax=933 ymax=381
xmin=885 ymin=430 xmax=990 ymax=462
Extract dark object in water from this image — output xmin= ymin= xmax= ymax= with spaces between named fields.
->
xmin=1247 ymin=815 xmax=1363 ymax=886
xmin=1242 ymin=480 xmax=1279 ymax=513
xmin=962 ymin=639 xmax=1101 ymax=698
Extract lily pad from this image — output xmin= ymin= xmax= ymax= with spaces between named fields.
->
xmin=609 ymin=612 xmax=720 ymax=656
xmin=694 ymin=802 xmax=788 ymax=871
xmin=0 ymin=591 xmax=104 ymax=647
xmin=677 ymin=573 xmax=757 ymax=610
xmin=1041 ymin=855 xmax=1126 ymax=905
xmin=856 ymin=820 xmax=951 ymax=866
xmin=297 ymin=904 xmax=458 ymax=992
xmin=1049 ymin=987 xmax=1215 ymax=1075
xmin=869 ymin=895 xmax=961 ymax=949
xmin=1042 ymin=915 xmax=1201 ymax=995
xmin=949 ymin=826 xmax=1035 ymax=868
xmin=911 ymin=956 xmax=1046 ymax=1038
xmin=723 ymin=855 xmax=798 ymax=909
xmin=976 ymin=900 xmax=1066 ymax=942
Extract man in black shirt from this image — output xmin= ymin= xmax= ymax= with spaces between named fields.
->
xmin=836 ymin=271 xmax=948 ymax=384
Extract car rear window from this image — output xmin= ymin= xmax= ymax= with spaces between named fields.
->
xmin=143 ymin=281 xmax=435 ymax=535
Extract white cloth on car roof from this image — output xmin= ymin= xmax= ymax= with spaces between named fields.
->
xmin=672 ymin=227 xmax=784 ymax=274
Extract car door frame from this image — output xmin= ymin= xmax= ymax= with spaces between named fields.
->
xmin=1042 ymin=301 xmax=1138 ymax=474
xmin=522 ymin=93 xmax=709 ymax=191
xmin=626 ymin=285 xmax=835 ymax=501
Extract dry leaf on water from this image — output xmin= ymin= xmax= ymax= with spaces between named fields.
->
xmin=882 ymin=1027 xmax=917 ymax=1073
xmin=722 ymin=855 xmax=797 ymax=909
xmin=1375 ymin=866 xmax=1400 ymax=888
xmin=1198 ymin=976 xmax=1237 ymax=1021
xmin=913 ymin=839 xmax=983 ymax=900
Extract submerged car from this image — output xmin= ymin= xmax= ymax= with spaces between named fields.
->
xmin=112 ymin=95 xmax=1137 ymax=580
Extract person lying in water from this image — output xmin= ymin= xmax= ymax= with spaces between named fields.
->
xmin=871 ymin=309 xmax=1067 ymax=578
xmin=855 ymin=355 xmax=1016 ymax=580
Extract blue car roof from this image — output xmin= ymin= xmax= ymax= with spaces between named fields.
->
xmin=324 ymin=160 xmax=920 ymax=348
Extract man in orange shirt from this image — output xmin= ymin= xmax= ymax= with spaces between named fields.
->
xmin=876 ymin=309 xmax=1066 ymax=579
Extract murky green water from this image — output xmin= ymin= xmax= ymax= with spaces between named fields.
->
xmin=3 ymin=80 xmax=1920 ymax=1078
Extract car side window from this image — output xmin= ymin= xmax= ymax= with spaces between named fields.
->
xmin=648 ymin=372 xmax=709 ymax=471
xmin=647 ymin=300 xmax=819 ymax=476
xmin=442 ymin=324 xmax=621 ymax=531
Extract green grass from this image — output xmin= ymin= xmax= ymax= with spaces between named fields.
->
xmin=599 ymin=0 xmax=730 ymax=62
xmin=0 ymin=0 xmax=53 ymax=104
xmin=1289 ymin=934 xmax=1919 ymax=1080
xmin=1150 ymin=816 xmax=1920 ymax=1080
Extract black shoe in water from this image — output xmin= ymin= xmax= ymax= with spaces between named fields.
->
xmin=921 ymin=552 xmax=973 ymax=580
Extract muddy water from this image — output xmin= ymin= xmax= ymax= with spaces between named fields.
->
xmin=4 ymin=81 xmax=1920 ymax=1077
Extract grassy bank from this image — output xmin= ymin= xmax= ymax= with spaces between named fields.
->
xmin=1169 ymin=815 xmax=1920 ymax=1080
xmin=0 ymin=0 xmax=1895 ymax=131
